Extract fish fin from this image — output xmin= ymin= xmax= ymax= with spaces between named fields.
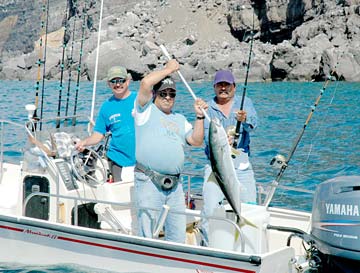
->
xmin=239 ymin=216 xmax=258 ymax=229
xmin=207 ymin=171 xmax=219 ymax=185
xmin=231 ymin=147 xmax=240 ymax=156
xmin=234 ymin=215 xmax=258 ymax=242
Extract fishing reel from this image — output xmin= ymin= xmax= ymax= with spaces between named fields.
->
xmin=70 ymin=148 xmax=107 ymax=187
xmin=270 ymin=154 xmax=287 ymax=169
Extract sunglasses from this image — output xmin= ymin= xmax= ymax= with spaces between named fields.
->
xmin=158 ymin=90 xmax=176 ymax=99
xmin=215 ymin=82 xmax=232 ymax=88
xmin=109 ymin=78 xmax=126 ymax=85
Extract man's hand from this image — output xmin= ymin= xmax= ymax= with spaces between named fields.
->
xmin=75 ymin=140 xmax=86 ymax=152
xmin=165 ymin=59 xmax=180 ymax=74
xmin=235 ymin=110 xmax=247 ymax=122
xmin=194 ymin=98 xmax=208 ymax=117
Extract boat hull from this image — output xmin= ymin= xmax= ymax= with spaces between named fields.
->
xmin=0 ymin=213 xmax=298 ymax=273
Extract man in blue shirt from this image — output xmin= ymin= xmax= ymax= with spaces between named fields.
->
xmin=134 ymin=59 xmax=208 ymax=243
xmin=75 ymin=66 xmax=136 ymax=182
xmin=201 ymin=69 xmax=258 ymax=245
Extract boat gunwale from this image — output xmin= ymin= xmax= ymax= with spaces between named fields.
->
xmin=0 ymin=212 xmax=263 ymax=266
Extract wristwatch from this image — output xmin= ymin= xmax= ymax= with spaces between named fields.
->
xmin=196 ymin=116 xmax=205 ymax=120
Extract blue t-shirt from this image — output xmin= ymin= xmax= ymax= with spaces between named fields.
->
xmin=204 ymin=95 xmax=258 ymax=158
xmin=94 ymin=92 xmax=136 ymax=167
xmin=134 ymin=100 xmax=193 ymax=175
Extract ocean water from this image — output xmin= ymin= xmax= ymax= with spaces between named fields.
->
xmin=0 ymin=80 xmax=359 ymax=272
xmin=1 ymin=80 xmax=360 ymax=207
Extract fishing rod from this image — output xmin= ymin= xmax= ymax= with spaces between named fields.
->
xmin=39 ymin=0 xmax=50 ymax=131
xmin=56 ymin=0 xmax=71 ymax=129
xmin=32 ymin=0 xmax=48 ymax=129
xmin=159 ymin=44 xmax=210 ymax=121
xmin=72 ymin=3 xmax=87 ymax=127
xmin=263 ymin=73 xmax=336 ymax=208
xmin=89 ymin=0 xmax=105 ymax=133
xmin=232 ymin=10 xmax=255 ymax=149
xmin=64 ymin=1 xmax=78 ymax=127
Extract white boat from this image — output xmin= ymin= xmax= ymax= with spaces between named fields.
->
xmin=0 ymin=115 xmax=308 ymax=273
xmin=1 ymin=1 xmax=358 ymax=272
xmin=1 ymin=113 xmax=359 ymax=273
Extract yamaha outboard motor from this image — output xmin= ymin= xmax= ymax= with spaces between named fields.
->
xmin=311 ymin=176 xmax=360 ymax=272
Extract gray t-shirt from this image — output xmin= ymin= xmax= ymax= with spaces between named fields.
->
xmin=135 ymin=100 xmax=192 ymax=175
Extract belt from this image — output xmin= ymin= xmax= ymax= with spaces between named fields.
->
xmin=135 ymin=162 xmax=180 ymax=190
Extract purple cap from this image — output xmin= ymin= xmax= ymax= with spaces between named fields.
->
xmin=213 ymin=70 xmax=235 ymax=85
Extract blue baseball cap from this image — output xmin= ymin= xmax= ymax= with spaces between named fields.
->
xmin=213 ymin=70 xmax=235 ymax=85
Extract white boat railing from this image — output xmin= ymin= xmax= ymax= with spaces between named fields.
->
xmin=25 ymin=114 xmax=90 ymax=139
xmin=0 ymin=119 xmax=25 ymax=184
xmin=23 ymin=114 xmax=98 ymax=222
xmin=181 ymin=170 xmax=314 ymax=209
xmin=22 ymin=190 xmax=246 ymax=250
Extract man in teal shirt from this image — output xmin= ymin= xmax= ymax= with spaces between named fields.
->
xmin=75 ymin=66 xmax=136 ymax=182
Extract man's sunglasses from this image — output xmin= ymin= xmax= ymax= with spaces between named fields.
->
xmin=109 ymin=78 xmax=126 ymax=85
xmin=158 ymin=90 xmax=176 ymax=99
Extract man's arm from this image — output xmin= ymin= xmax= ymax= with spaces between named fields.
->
xmin=75 ymin=132 xmax=104 ymax=151
xmin=186 ymin=98 xmax=208 ymax=146
xmin=28 ymin=135 xmax=56 ymax=157
xmin=137 ymin=59 xmax=180 ymax=107
xmin=235 ymin=97 xmax=258 ymax=132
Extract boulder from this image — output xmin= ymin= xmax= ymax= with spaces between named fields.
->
xmin=83 ymin=39 xmax=146 ymax=81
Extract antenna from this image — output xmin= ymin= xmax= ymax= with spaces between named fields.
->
xmin=25 ymin=104 xmax=36 ymax=120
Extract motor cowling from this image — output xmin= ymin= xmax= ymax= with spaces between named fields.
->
xmin=311 ymin=175 xmax=360 ymax=261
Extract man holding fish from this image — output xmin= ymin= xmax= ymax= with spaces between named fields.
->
xmin=134 ymin=59 xmax=208 ymax=243
xmin=200 ymin=70 xmax=258 ymax=245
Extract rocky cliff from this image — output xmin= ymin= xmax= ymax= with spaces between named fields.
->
xmin=0 ymin=0 xmax=359 ymax=82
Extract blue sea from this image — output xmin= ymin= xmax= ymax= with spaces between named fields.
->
xmin=0 ymin=80 xmax=359 ymax=272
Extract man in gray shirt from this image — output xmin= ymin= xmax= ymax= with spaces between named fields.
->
xmin=134 ymin=59 xmax=207 ymax=243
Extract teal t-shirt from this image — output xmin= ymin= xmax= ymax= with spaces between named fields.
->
xmin=94 ymin=92 xmax=136 ymax=167
xmin=135 ymin=100 xmax=192 ymax=175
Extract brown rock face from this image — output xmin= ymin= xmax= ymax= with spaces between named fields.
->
xmin=0 ymin=0 xmax=359 ymax=82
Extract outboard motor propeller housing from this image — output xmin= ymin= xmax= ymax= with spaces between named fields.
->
xmin=311 ymin=175 xmax=360 ymax=272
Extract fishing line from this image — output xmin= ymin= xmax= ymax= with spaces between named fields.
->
xmin=56 ymin=0 xmax=71 ymax=129
xmin=72 ymin=2 xmax=87 ymax=127
xmin=291 ymin=50 xmax=345 ymax=180
xmin=298 ymin=80 xmax=340 ymax=171
xmin=232 ymin=9 xmax=255 ymax=149
xmin=264 ymin=69 xmax=339 ymax=207
xmin=39 ymin=0 xmax=50 ymax=131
